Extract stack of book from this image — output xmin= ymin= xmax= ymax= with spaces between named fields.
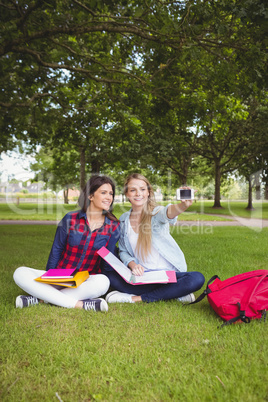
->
xmin=35 ymin=268 xmax=89 ymax=288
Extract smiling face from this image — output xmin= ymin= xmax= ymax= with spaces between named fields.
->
xmin=126 ymin=178 xmax=150 ymax=209
xmin=89 ymin=183 xmax=113 ymax=212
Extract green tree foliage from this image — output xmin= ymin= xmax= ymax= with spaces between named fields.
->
xmin=234 ymin=97 xmax=268 ymax=207
xmin=135 ymin=5 xmax=267 ymax=206
xmin=0 ymin=0 xmax=267 ymax=203
xmin=30 ymin=147 xmax=80 ymax=203
xmin=1 ymin=0 xmax=266 ymax=126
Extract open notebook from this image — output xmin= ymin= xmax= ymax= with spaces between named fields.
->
xmin=97 ymin=247 xmax=177 ymax=285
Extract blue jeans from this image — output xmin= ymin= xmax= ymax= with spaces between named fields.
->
xmin=104 ymin=270 xmax=205 ymax=303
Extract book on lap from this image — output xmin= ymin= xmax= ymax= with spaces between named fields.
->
xmin=35 ymin=270 xmax=89 ymax=288
xmin=40 ymin=268 xmax=78 ymax=279
xmin=97 ymin=247 xmax=177 ymax=285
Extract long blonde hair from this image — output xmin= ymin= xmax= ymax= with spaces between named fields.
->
xmin=124 ymin=173 xmax=157 ymax=261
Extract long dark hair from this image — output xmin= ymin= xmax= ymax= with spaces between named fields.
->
xmin=78 ymin=175 xmax=118 ymax=221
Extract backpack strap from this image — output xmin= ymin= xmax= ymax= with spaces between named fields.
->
xmin=260 ymin=310 xmax=267 ymax=322
xmin=221 ymin=302 xmax=251 ymax=328
xmin=186 ymin=275 xmax=220 ymax=305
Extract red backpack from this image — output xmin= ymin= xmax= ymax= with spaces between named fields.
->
xmin=190 ymin=270 xmax=268 ymax=327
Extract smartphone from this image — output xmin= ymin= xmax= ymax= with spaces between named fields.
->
xmin=176 ymin=188 xmax=194 ymax=200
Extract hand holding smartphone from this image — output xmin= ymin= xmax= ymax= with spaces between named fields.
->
xmin=176 ymin=188 xmax=194 ymax=201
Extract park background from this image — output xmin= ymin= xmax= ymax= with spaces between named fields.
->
xmin=0 ymin=1 xmax=267 ymax=401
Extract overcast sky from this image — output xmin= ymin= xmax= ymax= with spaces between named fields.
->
xmin=0 ymin=151 xmax=35 ymax=182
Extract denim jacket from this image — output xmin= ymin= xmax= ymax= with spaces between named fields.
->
xmin=118 ymin=204 xmax=187 ymax=272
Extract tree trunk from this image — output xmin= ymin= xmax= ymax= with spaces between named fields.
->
xmin=246 ymin=176 xmax=255 ymax=210
xmin=91 ymin=158 xmax=101 ymax=173
xmin=80 ymin=146 xmax=86 ymax=190
xmin=181 ymin=156 xmax=189 ymax=186
xmin=181 ymin=173 xmax=188 ymax=186
xmin=213 ymin=162 xmax=223 ymax=208
xmin=63 ymin=187 xmax=69 ymax=204
xmin=254 ymin=174 xmax=261 ymax=200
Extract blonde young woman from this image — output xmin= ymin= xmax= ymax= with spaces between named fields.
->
xmin=104 ymin=173 xmax=205 ymax=304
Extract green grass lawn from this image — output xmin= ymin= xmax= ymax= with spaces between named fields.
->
xmin=186 ymin=200 xmax=268 ymax=220
xmin=1 ymin=225 xmax=267 ymax=401
xmin=0 ymin=200 xmax=267 ymax=221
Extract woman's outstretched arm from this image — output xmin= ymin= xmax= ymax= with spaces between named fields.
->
xmin=166 ymin=199 xmax=193 ymax=219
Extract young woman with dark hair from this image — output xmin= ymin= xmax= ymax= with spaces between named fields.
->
xmin=104 ymin=173 xmax=205 ymax=304
xmin=13 ymin=175 xmax=120 ymax=312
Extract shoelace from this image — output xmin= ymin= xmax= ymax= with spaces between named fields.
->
xmin=27 ymin=296 xmax=38 ymax=306
xmin=84 ymin=301 xmax=96 ymax=311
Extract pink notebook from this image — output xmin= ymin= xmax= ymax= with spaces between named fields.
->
xmin=41 ymin=268 xmax=77 ymax=279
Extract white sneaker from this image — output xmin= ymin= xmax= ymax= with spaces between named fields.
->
xmin=16 ymin=295 xmax=39 ymax=308
xmin=178 ymin=293 xmax=195 ymax=303
xmin=106 ymin=291 xmax=135 ymax=303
